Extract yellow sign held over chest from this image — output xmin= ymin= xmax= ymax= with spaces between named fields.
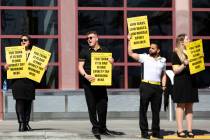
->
xmin=91 ymin=53 xmax=112 ymax=86
xmin=5 ymin=46 xmax=27 ymax=79
xmin=25 ymin=46 xmax=51 ymax=83
xmin=186 ymin=39 xmax=205 ymax=74
xmin=127 ymin=16 xmax=150 ymax=50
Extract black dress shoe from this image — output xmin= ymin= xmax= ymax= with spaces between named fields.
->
xmin=141 ymin=132 xmax=150 ymax=139
xmin=152 ymin=133 xmax=163 ymax=139
xmin=19 ymin=123 xmax=26 ymax=132
xmin=99 ymin=129 xmax=112 ymax=136
xmin=92 ymin=129 xmax=101 ymax=139
xmin=92 ymin=129 xmax=100 ymax=135
xmin=25 ymin=124 xmax=32 ymax=131
xmin=102 ymin=129 xmax=125 ymax=135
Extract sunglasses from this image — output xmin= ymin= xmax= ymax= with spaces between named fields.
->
xmin=20 ymin=39 xmax=29 ymax=42
xmin=86 ymin=36 xmax=94 ymax=40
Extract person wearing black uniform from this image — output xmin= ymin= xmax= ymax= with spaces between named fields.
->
xmin=128 ymin=35 xmax=167 ymax=139
xmin=172 ymin=33 xmax=199 ymax=138
xmin=4 ymin=35 xmax=36 ymax=132
xmin=78 ymin=31 xmax=123 ymax=138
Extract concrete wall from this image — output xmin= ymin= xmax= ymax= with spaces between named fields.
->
xmin=3 ymin=89 xmax=210 ymax=120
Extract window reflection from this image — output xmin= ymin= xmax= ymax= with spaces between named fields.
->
xmin=78 ymin=11 xmax=123 ymax=35
xmin=192 ymin=0 xmax=210 ymax=8
xmin=127 ymin=0 xmax=172 ymax=7
xmin=78 ymin=0 xmax=123 ymax=7
xmin=1 ymin=10 xmax=58 ymax=35
xmin=128 ymin=11 xmax=172 ymax=35
xmin=193 ymin=12 xmax=210 ymax=36
xmin=1 ymin=0 xmax=57 ymax=6
xmin=128 ymin=66 xmax=141 ymax=88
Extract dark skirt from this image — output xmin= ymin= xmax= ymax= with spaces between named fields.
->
xmin=172 ymin=75 xmax=199 ymax=103
xmin=12 ymin=78 xmax=36 ymax=100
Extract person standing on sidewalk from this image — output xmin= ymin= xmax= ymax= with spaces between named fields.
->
xmin=172 ymin=33 xmax=199 ymax=138
xmin=78 ymin=31 xmax=124 ymax=139
xmin=128 ymin=35 xmax=166 ymax=139
xmin=4 ymin=35 xmax=36 ymax=132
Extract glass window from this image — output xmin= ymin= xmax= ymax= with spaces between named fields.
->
xmin=37 ymin=66 xmax=58 ymax=89
xmin=1 ymin=10 xmax=58 ymax=35
xmin=128 ymin=39 xmax=173 ymax=62
xmin=78 ymin=11 xmax=124 ymax=35
xmin=127 ymin=0 xmax=172 ymax=7
xmin=193 ymin=12 xmax=210 ymax=36
xmin=1 ymin=39 xmax=58 ymax=63
xmin=192 ymin=0 xmax=210 ymax=8
xmin=127 ymin=11 xmax=172 ymax=35
xmin=1 ymin=0 xmax=57 ymax=6
xmin=128 ymin=66 xmax=141 ymax=88
xmin=78 ymin=0 xmax=123 ymax=7
xmin=192 ymin=66 xmax=210 ymax=88
xmin=111 ymin=66 xmax=124 ymax=88
xmin=202 ymin=40 xmax=210 ymax=63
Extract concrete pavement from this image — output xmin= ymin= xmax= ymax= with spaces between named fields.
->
xmin=0 ymin=119 xmax=210 ymax=139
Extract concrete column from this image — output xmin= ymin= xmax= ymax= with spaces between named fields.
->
xmin=175 ymin=0 xmax=190 ymax=36
xmin=60 ymin=0 xmax=77 ymax=89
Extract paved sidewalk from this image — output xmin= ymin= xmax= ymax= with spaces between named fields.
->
xmin=0 ymin=119 xmax=210 ymax=139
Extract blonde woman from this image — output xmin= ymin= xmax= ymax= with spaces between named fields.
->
xmin=172 ymin=34 xmax=199 ymax=138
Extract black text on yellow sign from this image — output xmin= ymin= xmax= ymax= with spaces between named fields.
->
xmin=186 ymin=39 xmax=205 ymax=74
xmin=186 ymin=39 xmax=204 ymax=59
xmin=127 ymin=16 xmax=150 ymax=50
xmin=5 ymin=46 xmax=27 ymax=79
xmin=91 ymin=53 xmax=112 ymax=86
xmin=189 ymin=56 xmax=205 ymax=75
xmin=26 ymin=46 xmax=51 ymax=83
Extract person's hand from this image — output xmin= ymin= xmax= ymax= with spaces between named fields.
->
xmin=162 ymin=86 xmax=166 ymax=92
xmin=108 ymin=58 xmax=114 ymax=64
xmin=127 ymin=34 xmax=131 ymax=41
xmin=183 ymin=59 xmax=189 ymax=66
xmin=4 ymin=64 xmax=10 ymax=70
xmin=85 ymin=74 xmax=95 ymax=83
xmin=44 ymin=65 xmax=48 ymax=71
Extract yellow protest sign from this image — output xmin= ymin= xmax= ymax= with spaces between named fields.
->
xmin=186 ymin=39 xmax=205 ymax=74
xmin=5 ymin=46 xmax=27 ymax=79
xmin=186 ymin=39 xmax=204 ymax=59
xmin=26 ymin=46 xmax=51 ymax=83
xmin=127 ymin=16 xmax=150 ymax=50
xmin=91 ymin=53 xmax=112 ymax=86
xmin=189 ymin=56 xmax=205 ymax=75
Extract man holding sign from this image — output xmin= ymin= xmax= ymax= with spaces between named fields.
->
xmin=78 ymin=31 xmax=123 ymax=138
xmin=128 ymin=35 xmax=166 ymax=139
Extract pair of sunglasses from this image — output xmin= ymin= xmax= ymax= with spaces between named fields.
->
xmin=86 ymin=36 xmax=94 ymax=40
xmin=20 ymin=39 xmax=29 ymax=42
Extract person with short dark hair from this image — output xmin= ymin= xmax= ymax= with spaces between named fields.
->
xmin=78 ymin=31 xmax=124 ymax=138
xmin=4 ymin=35 xmax=37 ymax=132
xmin=128 ymin=35 xmax=166 ymax=139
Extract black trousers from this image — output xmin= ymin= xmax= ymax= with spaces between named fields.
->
xmin=139 ymin=82 xmax=163 ymax=134
xmin=83 ymin=80 xmax=108 ymax=131
xmin=16 ymin=99 xmax=32 ymax=123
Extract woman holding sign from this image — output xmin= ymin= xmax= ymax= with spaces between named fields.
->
xmin=4 ymin=35 xmax=36 ymax=132
xmin=172 ymin=34 xmax=199 ymax=138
